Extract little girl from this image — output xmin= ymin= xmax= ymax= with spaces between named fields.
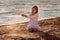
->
xmin=21 ymin=6 xmax=42 ymax=32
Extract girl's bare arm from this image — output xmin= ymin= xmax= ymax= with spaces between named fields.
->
xmin=21 ymin=13 xmax=29 ymax=18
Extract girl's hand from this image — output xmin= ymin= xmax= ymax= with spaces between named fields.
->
xmin=21 ymin=13 xmax=29 ymax=18
xmin=21 ymin=13 xmax=26 ymax=17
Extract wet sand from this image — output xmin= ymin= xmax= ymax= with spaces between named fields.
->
xmin=0 ymin=17 xmax=60 ymax=40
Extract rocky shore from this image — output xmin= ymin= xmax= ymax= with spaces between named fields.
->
xmin=0 ymin=17 xmax=60 ymax=40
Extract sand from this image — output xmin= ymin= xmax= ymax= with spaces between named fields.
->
xmin=0 ymin=17 xmax=60 ymax=40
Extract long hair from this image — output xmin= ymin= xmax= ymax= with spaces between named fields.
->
xmin=32 ymin=6 xmax=38 ymax=13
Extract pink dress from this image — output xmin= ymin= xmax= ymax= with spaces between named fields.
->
xmin=26 ymin=13 xmax=41 ymax=31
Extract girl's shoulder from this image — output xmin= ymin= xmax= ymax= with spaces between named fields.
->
xmin=30 ymin=13 xmax=38 ymax=16
xmin=30 ymin=13 xmax=38 ymax=18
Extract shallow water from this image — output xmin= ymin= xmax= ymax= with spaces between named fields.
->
xmin=0 ymin=0 xmax=60 ymax=25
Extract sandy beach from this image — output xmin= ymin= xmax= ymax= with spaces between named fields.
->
xmin=0 ymin=17 xmax=60 ymax=40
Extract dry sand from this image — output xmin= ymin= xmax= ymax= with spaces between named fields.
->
xmin=0 ymin=17 xmax=60 ymax=40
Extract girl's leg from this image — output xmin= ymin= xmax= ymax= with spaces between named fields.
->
xmin=26 ymin=23 xmax=42 ymax=32
xmin=34 ymin=24 xmax=42 ymax=31
xmin=30 ymin=23 xmax=42 ymax=31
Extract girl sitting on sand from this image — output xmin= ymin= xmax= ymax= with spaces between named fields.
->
xmin=21 ymin=6 xmax=42 ymax=32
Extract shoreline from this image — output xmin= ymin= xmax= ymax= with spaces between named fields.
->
xmin=0 ymin=17 xmax=60 ymax=40
xmin=0 ymin=17 xmax=59 ymax=25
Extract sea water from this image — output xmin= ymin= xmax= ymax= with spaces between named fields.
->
xmin=0 ymin=0 xmax=60 ymax=25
